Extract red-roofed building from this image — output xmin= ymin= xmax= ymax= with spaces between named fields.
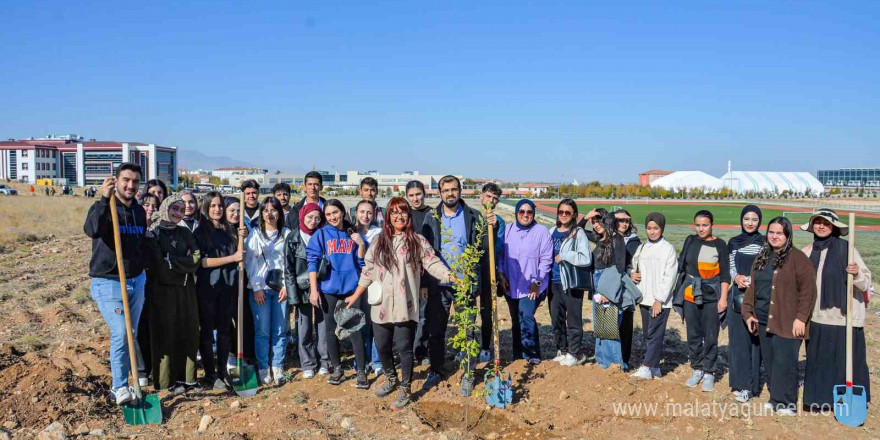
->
xmin=639 ymin=169 xmax=672 ymax=186
xmin=0 ymin=134 xmax=178 ymax=187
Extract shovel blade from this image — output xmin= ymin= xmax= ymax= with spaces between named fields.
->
xmin=484 ymin=375 xmax=513 ymax=409
xmin=834 ymin=384 xmax=867 ymax=427
xmin=232 ymin=364 xmax=259 ymax=398
xmin=122 ymin=393 xmax=163 ymax=425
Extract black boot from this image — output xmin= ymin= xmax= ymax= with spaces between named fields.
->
xmin=327 ymin=366 xmax=345 ymax=385
xmin=391 ymin=386 xmax=411 ymax=410
xmin=374 ymin=373 xmax=399 ymax=398
xmin=355 ymin=370 xmax=370 ymax=389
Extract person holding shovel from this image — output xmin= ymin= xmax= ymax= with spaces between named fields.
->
xmin=346 ymin=197 xmax=451 ymax=409
xmin=800 ymin=209 xmax=872 ymax=412
xmin=742 ymin=217 xmax=817 ymax=415
xmin=84 ymin=163 xmax=148 ymax=405
xmin=147 ymin=194 xmax=203 ymax=394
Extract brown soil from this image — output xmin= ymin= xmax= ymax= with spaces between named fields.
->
xmin=0 ymin=207 xmax=877 ymax=439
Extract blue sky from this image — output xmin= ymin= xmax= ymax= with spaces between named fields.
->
xmin=1 ymin=1 xmax=877 ymax=182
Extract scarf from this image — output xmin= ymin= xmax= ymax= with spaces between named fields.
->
xmin=150 ymin=193 xmax=185 ymax=232
xmin=515 ymin=199 xmax=537 ymax=228
xmin=728 ymin=205 xmax=764 ymax=276
xmin=810 ymin=232 xmax=849 ymax=311
xmin=299 ymin=203 xmax=322 ymax=235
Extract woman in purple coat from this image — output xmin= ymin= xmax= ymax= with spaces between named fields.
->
xmin=499 ymin=199 xmax=554 ymax=364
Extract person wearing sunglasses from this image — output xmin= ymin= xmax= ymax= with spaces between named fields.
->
xmin=589 ymin=208 xmax=629 ymax=370
xmin=548 ymin=199 xmax=592 ymax=366
xmin=499 ymin=199 xmax=553 ymax=365
xmin=611 ymin=209 xmax=640 ymax=370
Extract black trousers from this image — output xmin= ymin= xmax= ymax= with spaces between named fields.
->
xmin=638 ymin=305 xmax=669 ymax=368
xmin=320 ymin=294 xmax=366 ymax=371
xmin=621 ymin=308 xmax=634 ymax=366
xmin=373 ymin=321 xmax=416 ymax=389
xmin=196 ymin=285 xmax=236 ymax=379
xmin=758 ymin=324 xmax=802 ymax=409
xmin=414 ymin=293 xmax=429 ymax=361
xmin=683 ymin=300 xmax=720 ymax=373
xmin=136 ymin=292 xmax=152 ymax=375
xmin=727 ymin=307 xmax=762 ymax=395
xmin=426 ymin=285 xmax=455 ymax=374
xmin=549 ymin=283 xmax=584 ymax=355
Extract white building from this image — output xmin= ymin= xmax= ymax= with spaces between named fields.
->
xmin=720 ymin=171 xmax=825 ymax=195
xmin=338 ymin=170 xmax=458 ymax=192
xmin=517 ymin=183 xmax=550 ymax=196
xmin=212 ymin=167 xmax=266 ymax=180
xmin=0 ymin=135 xmax=178 ymax=187
xmin=650 ymin=171 xmax=724 ymax=192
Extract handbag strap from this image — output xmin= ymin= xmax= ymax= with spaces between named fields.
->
xmin=258 ymin=232 xmax=282 ymax=271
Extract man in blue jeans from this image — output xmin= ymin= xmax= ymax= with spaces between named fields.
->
xmin=83 ymin=163 xmax=149 ymax=405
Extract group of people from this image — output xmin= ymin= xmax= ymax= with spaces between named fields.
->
xmin=86 ymin=162 xmax=872 ymax=414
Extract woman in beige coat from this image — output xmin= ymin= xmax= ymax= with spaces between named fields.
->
xmin=346 ymin=197 xmax=450 ymax=409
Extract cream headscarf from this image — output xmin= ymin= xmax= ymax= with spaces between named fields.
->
xmin=151 ymin=193 xmax=185 ymax=232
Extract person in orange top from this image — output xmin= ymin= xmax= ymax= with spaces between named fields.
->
xmin=678 ymin=210 xmax=730 ymax=392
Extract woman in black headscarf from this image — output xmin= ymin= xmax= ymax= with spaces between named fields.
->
xmin=802 ymin=209 xmax=872 ymax=411
xmin=726 ymin=205 xmax=763 ymax=402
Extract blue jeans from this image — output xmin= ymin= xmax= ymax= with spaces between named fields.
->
xmin=505 ymin=294 xmax=544 ymax=361
xmin=593 ymin=269 xmax=625 ymax=369
xmin=356 ymin=300 xmax=383 ymax=371
xmin=91 ymin=273 xmax=147 ymax=390
xmin=249 ymin=289 xmax=289 ymax=370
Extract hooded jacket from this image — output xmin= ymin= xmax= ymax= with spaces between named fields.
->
xmin=306 ymin=224 xmax=361 ymax=295
xmin=549 ymin=226 xmax=592 ymax=291
xmin=84 ymin=195 xmax=149 ymax=279
xmin=500 ymin=220 xmax=553 ymax=299
xmin=244 ymin=227 xmax=290 ymax=292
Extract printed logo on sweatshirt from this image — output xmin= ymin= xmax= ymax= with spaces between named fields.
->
xmin=325 ymin=238 xmax=355 ymax=255
xmin=118 ymin=224 xmax=145 ymax=236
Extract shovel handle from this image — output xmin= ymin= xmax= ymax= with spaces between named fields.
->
xmin=237 ymin=190 xmax=246 ymax=359
xmin=109 ymin=191 xmax=142 ymax=397
xmin=486 ymin=208 xmax=501 ymax=370
xmin=846 ymin=213 xmax=855 ymax=385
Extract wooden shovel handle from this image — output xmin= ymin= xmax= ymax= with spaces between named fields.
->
xmin=109 ymin=191 xmax=142 ymax=397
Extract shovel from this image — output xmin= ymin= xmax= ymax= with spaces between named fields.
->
xmin=483 ymin=207 xmax=513 ymax=409
xmin=231 ymin=191 xmax=259 ymax=398
xmin=108 ymin=189 xmax=162 ymax=425
xmin=834 ymin=213 xmax=867 ymax=427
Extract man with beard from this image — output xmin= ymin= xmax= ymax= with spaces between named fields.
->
xmin=420 ymin=175 xmax=484 ymax=395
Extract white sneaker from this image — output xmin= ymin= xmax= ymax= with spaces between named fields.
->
xmin=552 ymin=350 xmax=565 ymax=363
xmin=776 ymin=407 xmax=797 ymax=416
xmin=733 ymin=389 xmax=752 ymax=403
xmin=272 ymin=367 xmax=285 ymax=384
xmin=114 ymin=386 xmax=133 ymax=405
xmin=479 ymin=350 xmax=491 ymax=363
xmin=559 ymin=353 xmax=578 ymax=367
xmin=138 ymin=373 xmax=149 ymax=387
xmin=630 ymin=366 xmax=653 ymax=380
xmin=302 ymin=369 xmax=316 ymax=379
xmin=318 ymin=367 xmax=330 ymax=375
xmin=259 ymin=369 xmax=272 ymax=385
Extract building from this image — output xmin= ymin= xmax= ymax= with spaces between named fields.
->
xmin=720 ymin=171 xmax=824 ymax=195
xmin=817 ymin=168 xmax=880 ymax=191
xmin=650 ymin=171 xmax=723 ymax=192
xmin=211 ymin=167 xmax=266 ymax=180
xmin=227 ymin=172 xmax=303 ymax=192
xmin=517 ymin=183 xmax=550 ymax=196
xmin=638 ymin=169 xmax=673 ymax=186
xmin=338 ymin=170 xmax=458 ymax=192
xmin=0 ymin=134 xmax=178 ymax=187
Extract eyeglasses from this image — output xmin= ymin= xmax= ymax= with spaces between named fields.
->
xmin=557 ymin=210 xmax=573 ymax=216
xmin=389 ymin=211 xmax=409 ymax=218
xmin=518 ymin=210 xmax=534 ymax=215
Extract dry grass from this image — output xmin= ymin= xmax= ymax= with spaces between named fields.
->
xmin=0 ymin=194 xmax=94 ymax=250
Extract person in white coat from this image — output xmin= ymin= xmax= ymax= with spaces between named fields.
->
xmin=630 ymin=212 xmax=678 ymax=379
xmin=548 ymin=199 xmax=593 ymax=366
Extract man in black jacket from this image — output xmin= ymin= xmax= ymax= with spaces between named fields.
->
xmin=83 ymin=163 xmax=148 ymax=406
xmin=420 ymin=175 xmax=484 ymax=395
xmin=285 ymin=171 xmax=327 ymax=232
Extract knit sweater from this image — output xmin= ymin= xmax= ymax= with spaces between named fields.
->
xmin=802 ymin=244 xmax=872 ymax=328
xmin=631 ymin=238 xmax=679 ymax=308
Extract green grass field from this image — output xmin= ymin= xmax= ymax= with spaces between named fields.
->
xmin=505 ymin=200 xmax=880 ymax=227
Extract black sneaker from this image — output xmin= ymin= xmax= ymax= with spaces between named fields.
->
xmin=327 ymin=366 xmax=345 ymax=386
xmin=355 ymin=370 xmax=369 ymax=389
xmin=391 ymin=388 xmax=411 ymax=410
xmin=422 ymin=371 xmax=444 ymax=391
xmin=375 ymin=375 xmax=399 ymax=398
xmin=460 ymin=376 xmax=475 ymax=397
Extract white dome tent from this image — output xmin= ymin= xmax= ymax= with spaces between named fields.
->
xmin=720 ymin=171 xmax=824 ymax=195
xmin=649 ymin=171 xmax=724 ymax=192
